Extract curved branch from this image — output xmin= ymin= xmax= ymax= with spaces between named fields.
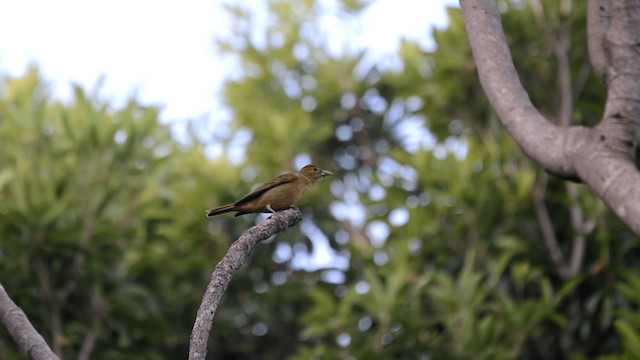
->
xmin=460 ymin=0 xmax=589 ymax=181
xmin=189 ymin=208 xmax=303 ymax=360
xmin=0 ymin=283 xmax=59 ymax=360
xmin=461 ymin=0 xmax=640 ymax=235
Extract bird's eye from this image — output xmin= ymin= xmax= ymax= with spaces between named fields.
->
xmin=314 ymin=167 xmax=321 ymax=173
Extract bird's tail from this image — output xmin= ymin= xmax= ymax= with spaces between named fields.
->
xmin=206 ymin=204 xmax=236 ymax=217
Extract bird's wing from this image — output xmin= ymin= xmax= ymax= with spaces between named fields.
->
xmin=234 ymin=173 xmax=298 ymax=205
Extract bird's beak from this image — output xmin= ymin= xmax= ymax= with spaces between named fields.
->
xmin=321 ymin=169 xmax=333 ymax=177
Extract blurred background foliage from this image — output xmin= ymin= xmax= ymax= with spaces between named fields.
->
xmin=0 ymin=0 xmax=639 ymax=359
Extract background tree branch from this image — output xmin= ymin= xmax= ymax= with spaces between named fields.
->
xmin=460 ymin=0 xmax=640 ymax=235
xmin=0 ymin=282 xmax=59 ymax=360
xmin=588 ymin=0 xmax=612 ymax=83
xmin=188 ymin=208 xmax=303 ymax=360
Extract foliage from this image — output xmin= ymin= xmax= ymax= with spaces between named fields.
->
xmin=212 ymin=0 xmax=637 ymax=358
xmin=0 ymin=0 xmax=639 ymax=359
xmin=0 ymin=68 xmax=234 ymax=359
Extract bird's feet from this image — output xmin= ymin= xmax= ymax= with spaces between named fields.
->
xmin=266 ymin=205 xmax=299 ymax=219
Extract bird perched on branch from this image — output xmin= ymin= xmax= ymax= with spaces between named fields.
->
xmin=206 ymin=164 xmax=333 ymax=217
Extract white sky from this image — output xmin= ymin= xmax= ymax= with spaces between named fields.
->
xmin=0 ymin=0 xmax=458 ymax=124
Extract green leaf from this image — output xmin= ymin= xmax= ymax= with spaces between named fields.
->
xmin=614 ymin=320 xmax=640 ymax=357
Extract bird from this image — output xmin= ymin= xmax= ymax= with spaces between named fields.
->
xmin=206 ymin=164 xmax=333 ymax=217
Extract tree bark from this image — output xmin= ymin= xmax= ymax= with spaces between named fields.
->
xmin=460 ymin=0 xmax=640 ymax=235
xmin=188 ymin=208 xmax=303 ymax=360
xmin=588 ymin=0 xmax=612 ymax=83
xmin=0 ymin=282 xmax=59 ymax=360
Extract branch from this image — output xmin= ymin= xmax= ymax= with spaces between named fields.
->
xmin=532 ymin=174 xmax=567 ymax=274
xmin=554 ymin=14 xmax=589 ymax=279
xmin=554 ymin=4 xmax=573 ymax=128
xmin=78 ymin=287 xmax=106 ymax=360
xmin=460 ymin=0 xmax=589 ymax=181
xmin=565 ymin=182 xmax=594 ymax=277
xmin=0 ymin=282 xmax=59 ymax=360
xmin=533 ymin=174 xmax=593 ymax=280
xmin=461 ymin=0 xmax=640 ymax=235
xmin=34 ymin=260 xmax=63 ymax=357
xmin=188 ymin=208 xmax=303 ymax=360
xmin=577 ymin=0 xmax=640 ymax=234
xmin=587 ymin=0 xmax=612 ymax=83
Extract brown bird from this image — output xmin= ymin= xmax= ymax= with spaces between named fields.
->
xmin=206 ymin=164 xmax=333 ymax=217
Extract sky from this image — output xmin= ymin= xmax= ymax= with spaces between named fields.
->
xmin=0 ymin=0 xmax=458 ymax=125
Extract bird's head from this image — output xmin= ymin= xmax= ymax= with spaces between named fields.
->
xmin=300 ymin=164 xmax=333 ymax=181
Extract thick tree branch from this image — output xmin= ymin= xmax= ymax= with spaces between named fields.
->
xmin=0 ymin=283 xmax=59 ymax=360
xmin=460 ymin=0 xmax=640 ymax=235
xmin=460 ymin=0 xmax=589 ymax=181
xmin=588 ymin=0 xmax=613 ymax=83
xmin=189 ymin=208 xmax=303 ymax=360
xmin=577 ymin=0 xmax=640 ymax=234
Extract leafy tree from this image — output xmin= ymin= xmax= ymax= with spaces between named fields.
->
xmin=1 ymin=0 xmax=639 ymax=359
xmin=210 ymin=0 xmax=638 ymax=358
xmin=0 ymin=68 xmax=236 ymax=359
